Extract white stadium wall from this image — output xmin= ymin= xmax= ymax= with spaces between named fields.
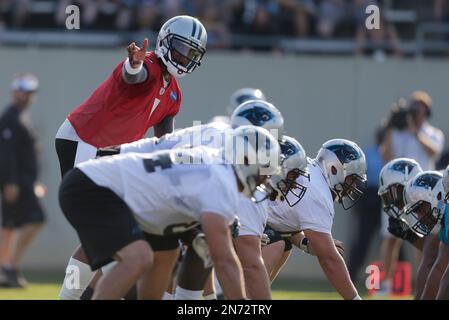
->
xmin=0 ymin=47 xmax=448 ymax=280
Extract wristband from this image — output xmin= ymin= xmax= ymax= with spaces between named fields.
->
xmin=124 ymin=58 xmax=143 ymax=75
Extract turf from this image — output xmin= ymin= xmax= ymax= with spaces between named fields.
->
xmin=0 ymin=284 xmax=412 ymax=300
xmin=0 ymin=272 xmax=412 ymax=300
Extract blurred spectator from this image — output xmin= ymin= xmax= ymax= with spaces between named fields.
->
xmin=354 ymin=0 xmax=402 ymax=58
xmin=230 ymin=0 xmax=279 ymax=35
xmin=316 ymin=0 xmax=347 ymax=38
xmin=136 ymin=0 xmax=160 ymax=31
xmin=0 ymin=73 xmax=46 ymax=288
xmin=434 ymin=0 xmax=449 ymax=22
xmin=277 ymin=0 xmax=317 ymax=37
xmin=198 ymin=1 xmax=231 ymax=49
xmin=0 ymin=0 xmax=32 ymax=28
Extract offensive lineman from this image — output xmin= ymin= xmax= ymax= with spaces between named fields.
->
xmin=262 ymin=139 xmax=367 ymax=300
xmin=59 ymin=126 xmax=281 ymax=299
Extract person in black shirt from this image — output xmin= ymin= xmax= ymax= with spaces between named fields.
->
xmin=0 ymin=73 xmax=46 ymax=288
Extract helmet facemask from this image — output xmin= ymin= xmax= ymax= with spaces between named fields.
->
xmin=334 ymin=172 xmax=367 ymax=210
xmin=402 ymin=200 xmax=443 ymax=236
xmin=379 ymin=183 xmax=405 ymax=218
xmin=270 ymin=168 xmax=309 ymax=207
xmin=159 ymin=34 xmax=205 ymax=77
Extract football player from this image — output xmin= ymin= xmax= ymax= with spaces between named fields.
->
xmin=59 ymin=125 xmax=281 ymax=299
xmin=415 ymin=167 xmax=449 ymax=299
xmin=435 ymin=166 xmax=449 ymax=299
xmin=377 ymin=158 xmax=424 ymax=295
xmin=262 ymin=139 xmax=367 ymax=300
xmin=56 ymin=15 xmax=207 ymax=300
xmin=98 ymin=100 xmax=287 ymax=299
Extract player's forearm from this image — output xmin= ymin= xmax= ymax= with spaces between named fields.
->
xmin=420 ymin=262 xmax=446 ymax=299
xmin=122 ymin=58 xmax=148 ymax=84
xmin=318 ymin=253 xmax=358 ymax=300
xmin=436 ymin=266 xmax=449 ymax=300
xmin=213 ymin=258 xmax=247 ymax=299
xmin=119 ymin=138 xmax=157 ymax=154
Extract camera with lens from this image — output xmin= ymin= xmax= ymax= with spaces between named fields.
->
xmin=387 ymin=98 xmax=410 ymax=130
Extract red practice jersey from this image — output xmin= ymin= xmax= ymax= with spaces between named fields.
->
xmin=67 ymin=51 xmax=182 ymax=148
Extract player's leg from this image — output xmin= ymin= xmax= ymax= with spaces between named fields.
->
xmin=262 ymin=240 xmax=286 ymax=281
xmin=420 ymin=242 xmax=449 ymax=299
xmin=93 ymin=240 xmax=153 ymax=299
xmin=415 ymin=233 xmax=440 ymax=299
xmin=138 ymin=232 xmax=181 ymax=299
xmin=59 ymin=167 xmax=147 ymax=300
xmin=173 ymin=227 xmax=215 ymax=300
xmin=202 ymin=269 xmax=217 ymax=300
xmin=138 ymin=248 xmax=180 ymax=299
xmin=436 ymin=260 xmax=449 ymax=299
xmin=175 ymin=245 xmax=212 ymax=300
xmin=270 ymin=247 xmax=292 ymax=283
xmin=56 ymin=137 xmax=99 ymax=299
xmin=234 ymin=235 xmax=271 ymax=299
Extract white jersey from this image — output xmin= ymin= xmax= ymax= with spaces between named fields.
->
xmin=267 ymin=160 xmax=335 ymax=235
xmin=119 ymin=121 xmax=266 ymax=237
xmin=120 ymin=121 xmax=232 ymax=154
xmin=238 ymin=194 xmax=268 ymax=237
xmin=77 ymin=146 xmax=239 ymax=236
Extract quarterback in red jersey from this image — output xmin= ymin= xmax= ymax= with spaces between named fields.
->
xmin=55 ymin=15 xmax=207 ymax=300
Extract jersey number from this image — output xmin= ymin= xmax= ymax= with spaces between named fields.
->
xmin=143 ymin=154 xmax=172 ymax=173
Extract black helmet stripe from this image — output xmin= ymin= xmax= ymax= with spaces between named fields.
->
xmin=197 ymin=22 xmax=203 ymax=40
xmin=191 ymin=19 xmax=197 ymax=38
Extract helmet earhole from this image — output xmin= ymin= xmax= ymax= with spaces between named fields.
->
xmin=331 ymin=166 xmax=337 ymax=175
xmin=438 ymin=192 xmax=442 ymax=201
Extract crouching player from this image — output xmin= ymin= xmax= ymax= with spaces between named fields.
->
xmin=59 ymin=126 xmax=281 ymax=299
xmin=262 ymin=139 xmax=367 ymax=300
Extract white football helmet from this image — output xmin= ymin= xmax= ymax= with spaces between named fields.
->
xmin=224 ymin=125 xmax=281 ymax=201
xmin=315 ymin=139 xmax=367 ymax=210
xmin=269 ymin=136 xmax=309 ymax=207
xmin=228 ymin=88 xmax=267 ymax=114
xmin=378 ymin=158 xmax=423 ymax=218
xmin=230 ymin=100 xmax=284 ymax=141
xmin=155 ymin=15 xmax=207 ymax=78
xmin=402 ymin=171 xmax=446 ymax=236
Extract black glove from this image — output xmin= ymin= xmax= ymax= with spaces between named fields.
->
xmin=387 ymin=217 xmax=418 ymax=243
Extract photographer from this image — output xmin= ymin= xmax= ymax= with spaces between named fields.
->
xmin=382 ymin=91 xmax=445 ymax=170
xmin=379 ymin=90 xmax=445 ymax=298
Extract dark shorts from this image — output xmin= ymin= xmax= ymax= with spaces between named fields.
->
xmin=59 ymin=168 xmax=145 ymax=271
xmin=143 ymin=226 xmax=203 ymax=251
xmin=144 ymin=232 xmax=181 ymax=251
xmin=264 ymin=225 xmax=297 ymax=252
xmin=1 ymin=184 xmax=46 ymax=228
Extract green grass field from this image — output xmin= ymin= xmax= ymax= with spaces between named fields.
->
xmin=0 ymin=272 xmax=413 ymax=300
